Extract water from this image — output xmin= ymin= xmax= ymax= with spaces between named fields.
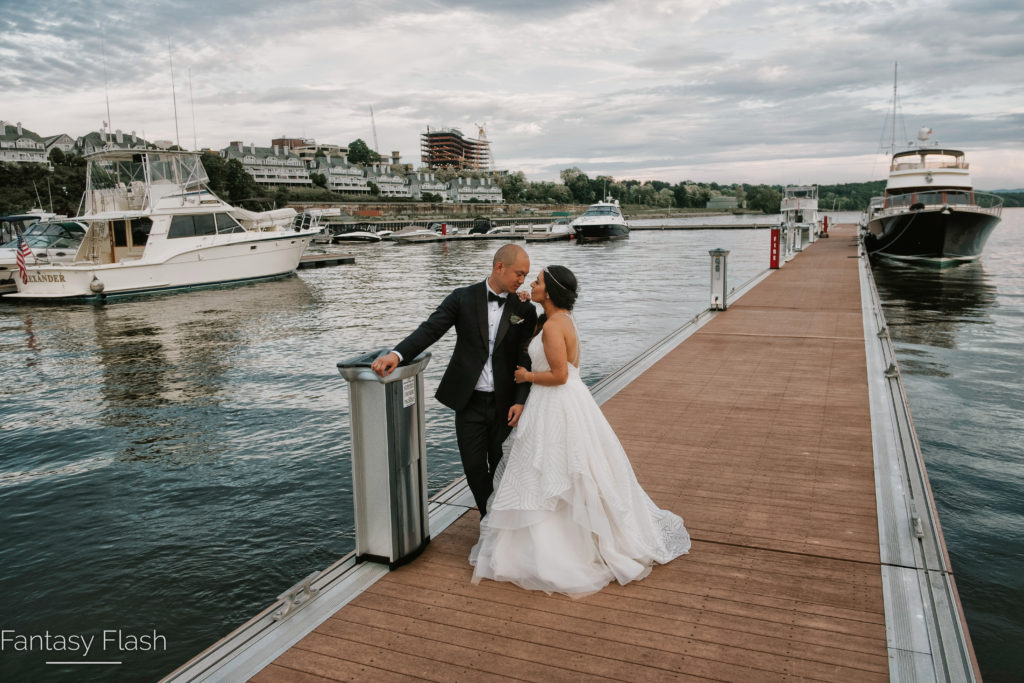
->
xmin=0 ymin=228 xmax=769 ymax=681
xmin=872 ymin=207 xmax=1024 ymax=681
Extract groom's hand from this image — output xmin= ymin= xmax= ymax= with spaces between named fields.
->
xmin=508 ymin=403 xmax=524 ymax=427
xmin=371 ymin=352 xmax=400 ymax=377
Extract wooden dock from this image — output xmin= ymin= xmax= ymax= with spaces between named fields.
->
xmin=249 ymin=225 xmax=904 ymax=681
xmin=299 ymin=253 xmax=356 ymax=269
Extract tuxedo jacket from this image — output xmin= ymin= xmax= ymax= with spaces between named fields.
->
xmin=394 ymin=281 xmax=538 ymax=415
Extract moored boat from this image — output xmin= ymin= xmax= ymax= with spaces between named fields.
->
xmin=523 ymin=217 xmax=574 ymax=242
xmin=863 ymin=128 xmax=1001 ymax=266
xmin=571 ymin=197 xmax=630 ymax=242
xmin=0 ymin=220 xmax=87 ymax=283
xmin=4 ymin=149 xmax=320 ymax=301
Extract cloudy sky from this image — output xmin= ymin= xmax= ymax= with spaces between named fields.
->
xmin=2 ymin=0 xmax=1023 ymax=188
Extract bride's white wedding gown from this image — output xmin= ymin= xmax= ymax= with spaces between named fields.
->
xmin=470 ymin=319 xmax=690 ymax=596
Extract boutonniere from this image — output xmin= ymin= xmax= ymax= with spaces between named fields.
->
xmin=509 ymin=315 xmax=524 ymax=325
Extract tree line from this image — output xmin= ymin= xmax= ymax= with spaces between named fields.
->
xmin=6 ymin=146 xmax=1016 ymax=218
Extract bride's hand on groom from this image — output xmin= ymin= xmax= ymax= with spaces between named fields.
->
xmin=515 ymin=290 xmax=530 ymax=302
xmin=514 ymin=365 xmax=531 ymax=384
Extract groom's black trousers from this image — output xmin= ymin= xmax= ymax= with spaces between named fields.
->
xmin=456 ymin=390 xmax=510 ymax=517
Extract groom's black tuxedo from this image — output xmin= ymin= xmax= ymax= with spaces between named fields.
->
xmin=394 ymin=281 xmax=537 ymax=514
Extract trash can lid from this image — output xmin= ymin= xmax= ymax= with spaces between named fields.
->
xmin=337 ymin=349 xmax=432 ymax=383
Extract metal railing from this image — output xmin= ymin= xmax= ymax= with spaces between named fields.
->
xmin=868 ymin=189 xmax=1003 ymax=220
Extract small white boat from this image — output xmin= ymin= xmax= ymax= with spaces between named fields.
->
xmin=391 ymin=222 xmax=451 ymax=244
xmin=329 ymin=224 xmax=383 ymax=243
xmin=5 ymin=149 xmax=320 ymax=301
xmin=0 ymin=220 xmax=88 ymax=282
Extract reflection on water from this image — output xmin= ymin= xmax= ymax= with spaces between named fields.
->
xmin=873 ymin=261 xmax=997 ymax=377
xmin=0 ymin=230 xmax=769 ymax=681
xmin=874 ymin=208 xmax=1024 ymax=680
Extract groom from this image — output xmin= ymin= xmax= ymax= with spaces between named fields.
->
xmin=371 ymin=244 xmax=537 ymax=516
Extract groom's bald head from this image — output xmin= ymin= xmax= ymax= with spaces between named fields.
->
xmin=490 ymin=244 xmax=530 ymax=294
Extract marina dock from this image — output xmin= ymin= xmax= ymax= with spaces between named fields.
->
xmin=168 ymin=224 xmax=976 ymax=681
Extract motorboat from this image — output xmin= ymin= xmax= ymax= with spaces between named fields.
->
xmin=5 ymin=148 xmax=320 ymax=301
xmin=329 ymin=224 xmax=383 ymax=243
xmin=524 ymin=217 xmax=574 ymax=242
xmin=1 ymin=211 xmax=64 ymax=244
xmin=863 ymin=127 xmax=1002 ymax=266
xmin=0 ymin=220 xmax=88 ymax=282
xmin=571 ymin=197 xmax=630 ymax=242
xmin=780 ymin=186 xmax=820 ymax=251
xmin=391 ymin=222 xmax=452 ymax=244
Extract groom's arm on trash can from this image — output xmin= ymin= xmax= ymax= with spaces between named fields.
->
xmin=372 ymin=290 xmax=460 ymax=377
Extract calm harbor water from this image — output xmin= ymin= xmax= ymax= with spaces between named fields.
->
xmin=2 ymin=212 xmax=1020 ymax=681
xmin=1 ymin=227 xmax=769 ymax=681
xmin=872 ymin=207 xmax=1024 ymax=681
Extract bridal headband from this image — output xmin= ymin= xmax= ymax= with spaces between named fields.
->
xmin=543 ymin=267 xmax=568 ymax=291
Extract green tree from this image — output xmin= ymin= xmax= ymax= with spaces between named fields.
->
xmin=498 ymin=171 xmax=527 ymax=203
xmin=672 ymin=183 xmax=689 ymax=208
xmin=560 ymin=167 xmax=594 ymax=204
xmin=202 ymin=151 xmax=228 ymax=196
xmin=48 ymin=148 xmax=66 ymax=166
xmin=310 ymin=172 xmax=328 ymax=189
xmin=347 ymin=139 xmax=381 ymax=165
xmin=745 ymin=185 xmax=782 ymax=213
xmin=273 ymin=185 xmax=291 ymax=208
xmin=224 ymin=158 xmax=257 ymax=202
xmin=367 ymin=181 xmax=380 ymax=197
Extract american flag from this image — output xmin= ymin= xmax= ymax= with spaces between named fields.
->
xmin=16 ymin=235 xmax=33 ymax=284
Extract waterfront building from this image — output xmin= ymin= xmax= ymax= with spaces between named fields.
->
xmin=407 ymin=170 xmax=449 ymax=201
xmin=367 ymin=162 xmax=411 ymax=198
xmin=42 ymin=133 xmax=76 ymax=156
xmin=447 ymin=176 xmax=503 ymax=203
xmin=222 ymin=141 xmax=311 ymax=187
xmin=76 ymin=129 xmax=149 ymax=155
xmin=309 ymin=154 xmax=371 ymax=195
xmin=0 ymin=121 xmax=48 ymax=164
xmin=706 ymin=196 xmax=740 ymax=209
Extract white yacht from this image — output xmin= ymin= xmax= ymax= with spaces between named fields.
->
xmin=780 ymin=185 xmax=820 ymax=246
xmin=571 ymin=197 xmax=630 ymax=242
xmin=5 ymin=149 xmax=319 ymax=300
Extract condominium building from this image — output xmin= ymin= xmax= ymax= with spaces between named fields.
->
xmin=447 ymin=176 xmax=503 ymax=203
xmin=0 ymin=121 xmax=47 ymax=163
xmin=222 ymin=141 xmax=311 ymax=186
xmin=76 ymin=129 xmax=149 ymax=155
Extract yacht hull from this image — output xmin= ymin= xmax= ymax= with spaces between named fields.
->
xmin=864 ymin=207 xmax=1000 ymax=266
xmin=6 ymin=233 xmax=314 ymax=300
xmin=574 ymin=224 xmax=630 ymax=242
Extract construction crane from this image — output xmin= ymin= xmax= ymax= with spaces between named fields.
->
xmin=370 ymin=105 xmax=380 ymax=156
xmin=474 ymin=123 xmax=494 ymax=172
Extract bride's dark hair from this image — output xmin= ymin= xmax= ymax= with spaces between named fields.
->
xmin=536 ymin=265 xmax=579 ymax=332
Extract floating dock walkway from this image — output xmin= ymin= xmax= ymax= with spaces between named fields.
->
xmin=167 ymin=225 xmax=977 ymax=682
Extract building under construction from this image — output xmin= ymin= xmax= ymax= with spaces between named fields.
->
xmin=420 ymin=126 xmax=493 ymax=171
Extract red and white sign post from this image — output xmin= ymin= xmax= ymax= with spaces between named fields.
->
xmin=770 ymin=228 xmax=781 ymax=269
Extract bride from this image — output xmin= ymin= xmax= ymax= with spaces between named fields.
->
xmin=470 ymin=265 xmax=690 ymax=597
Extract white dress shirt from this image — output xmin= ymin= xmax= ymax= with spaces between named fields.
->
xmin=474 ymin=281 xmax=506 ymax=392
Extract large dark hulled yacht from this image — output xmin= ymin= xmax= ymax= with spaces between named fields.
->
xmin=863 ymin=127 xmax=1002 ymax=266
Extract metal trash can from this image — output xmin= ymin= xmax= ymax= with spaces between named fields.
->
xmin=709 ymin=248 xmax=730 ymax=310
xmin=337 ymin=349 xmax=432 ymax=568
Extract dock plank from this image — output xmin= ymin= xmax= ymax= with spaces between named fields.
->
xmin=258 ymin=228 xmax=895 ymax=681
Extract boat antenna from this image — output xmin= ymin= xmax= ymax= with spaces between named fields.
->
xmin=46 ymin=178 xmax=54 ymax=213
xmin=168 ymin=38 xmax=181 ymax=149
xmin=890 ymin=62 xmax=897 ymax=152
xmin=189 ymin=68 xmax=198 ymax=151
xmin=370 ymin=105 xmax=380 ymax=155
xmin=32 ymin=181 xmax=43 ymax=210
xmin=101 ymin=26 xmax=113 ymax=147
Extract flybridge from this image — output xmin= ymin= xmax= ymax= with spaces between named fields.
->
xmin=84 ymin=149 xmax=212 ymax=214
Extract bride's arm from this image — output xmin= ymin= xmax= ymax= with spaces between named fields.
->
xmin=514 ymin=320 xmax=570 ymax=386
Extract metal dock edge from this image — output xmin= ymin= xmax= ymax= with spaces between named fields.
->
xmin=858 ymin=244 xmax=980 ymax=681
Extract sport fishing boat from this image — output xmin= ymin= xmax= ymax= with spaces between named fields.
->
xmin=5 ymin=149 xmax=320 ymax=300
xmin=863 ymin=127 xmax=1002 ymax=265
xmin=571 ymin=197 xmax=629 ymax=242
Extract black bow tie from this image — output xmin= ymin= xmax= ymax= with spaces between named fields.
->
xmin=488 ymin=292 xmax=507 ymax=305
